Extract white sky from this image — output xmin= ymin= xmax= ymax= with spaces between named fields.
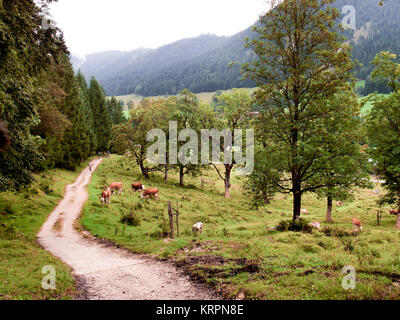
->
xmin=49 ymin=0 xmax=270 ymax=57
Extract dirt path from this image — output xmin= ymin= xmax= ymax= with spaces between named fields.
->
xmin=37 ymin=158 xmax=218 ymax=300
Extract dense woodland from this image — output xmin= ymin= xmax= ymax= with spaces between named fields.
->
xmin=76 ymin=0 xmax=400 ymax=97
xmin=0 ymin=0 xmax=125 ymax=192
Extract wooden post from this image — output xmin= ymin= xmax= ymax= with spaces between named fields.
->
xmin=175 ymin=201 xmax=180 ymax=237
xmin=168 ymin=201 xmax=174 ymax=238
xmin=377 ymin=210 xmax=383 ymax=226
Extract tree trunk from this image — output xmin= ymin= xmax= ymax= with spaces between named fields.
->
xmin=293 ymin=190 xmax=302 ymax=221
xmin=224 ymin=165 xmax=232 ymax=198
xmin=179 ymin=166 xmax=184 ymax=187
xmin=262 ymin=191 xmax=270 ymax=204
xmin=164 ymin=164 xmax=168 ymax=185
xmin=396 ymin=214 xmax=400 ymax=230
xmin=326 ymin=196 xmax=333 ymax=223
xmin=139 ymin=161 xmax=150 ymax=180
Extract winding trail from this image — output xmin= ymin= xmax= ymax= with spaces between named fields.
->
xmin=37 ymin=158 xmax=217 ymax=300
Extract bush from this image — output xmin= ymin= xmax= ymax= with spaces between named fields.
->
xmin=276 ymin=218 xmax=312 ymax=233
xmin=120 ymin=210 xmax=141 ymax=227
xmin=39 ymin=180 xmax=53 ymax=195
xmin=276 ymin=219 xmax=290 ymax=231
xmin=322 ymin=226 xmax=356 ymax=238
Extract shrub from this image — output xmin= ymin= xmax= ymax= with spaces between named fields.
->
xmin=39 ymin=180 xmax=53 ymax=195
xmin=276 ymin=218 xmax=312 ymax=233
xmin=301 ymin=244 xmax=320 ymax=253
xmin=276 ymin=219 xmax=290 ymax=231
xmin=120 ymin=210 xmax=141 ymax=227
xmin=322 ymin=226 xmax=356 ymax=238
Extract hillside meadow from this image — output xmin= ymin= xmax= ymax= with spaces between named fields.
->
xmin=0 ymin=161 xmax=95 ymax=300
xmin=81 ymin=155 xmax=400 ymax=300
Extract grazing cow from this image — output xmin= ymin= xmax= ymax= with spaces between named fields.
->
xmin=141 ymin=188 xmax=159 ymax=200
xmin=309 ymin=222 xmax=321 ymax=230
xmin=0 ymin=121 xmax=10 ymax=153
xmin=132 ymin=182 xmax=145 ymax=192
xmin=109 ymin=182 xmax=123 ymax=195
xmin=301 ymin=209 xmax=308 ymax=215
xmin=192 ymin=222 xmax=203 ymax=234
xmin=352 ymin=218 xmax=363 ymax=232
xmin=389 ymin=208 xmax=399 ymax=215
xmin=336 ymin=201 xmax=343 ymax=207
xmin=100 ymin=188 xmax=111 ymax=204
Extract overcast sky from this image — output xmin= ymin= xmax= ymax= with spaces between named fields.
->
xmin=49 ymin=0 xmax=270 ymax=57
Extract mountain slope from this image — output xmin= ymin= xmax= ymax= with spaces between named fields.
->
xmin=76 ymin=0 xmax=400 ymax=97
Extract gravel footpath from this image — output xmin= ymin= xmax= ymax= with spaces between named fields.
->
xmin=37 ymin=158 xmax=218 ymax=300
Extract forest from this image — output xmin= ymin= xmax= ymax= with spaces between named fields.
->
xmin=0 ymin=0 xmax=125 ymax=192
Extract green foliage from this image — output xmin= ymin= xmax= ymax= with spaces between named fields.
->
xmin=242 ymin=0 xmax=355 ymax=220
xmin=107 ymin=96 xmax=126 ymax=125
xmin=88 ymin=78 xmax=112 ymax=152
xmin=322 ymin=226 xmax=356 ymax=238
xmin=276 ymin=218 xmax=312 ymax=233
xmin=120 ymin=209 xmax=141 ymax=227
xmin=0 ymin=0 xmax=68 ymax=191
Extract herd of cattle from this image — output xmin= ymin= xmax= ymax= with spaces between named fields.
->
xmin=97 ymin=174 xmax=204 ymax=235
xmin=92 ymin=160 xmax=400 ymax=236
xmin=99 ymin=182 xmax=159 ymax=204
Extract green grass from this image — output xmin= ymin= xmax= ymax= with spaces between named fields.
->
xmin=81 ymin=155 xmax=400 ymax=300
xmin=0 ymin=161 xmax=93 ymax=300
xmin=359 ymin=94 xmax=390 ymax=117
xmin=114 ymin=88 xmax=257 ymax=110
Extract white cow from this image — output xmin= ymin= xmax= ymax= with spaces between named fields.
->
xmin=192 ymin=222 xmax=203 ymax=235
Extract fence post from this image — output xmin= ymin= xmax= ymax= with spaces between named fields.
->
xmin=175 ymin=201 xmax=180 ymax=237
xmin=168 ymin=201 xmax=174 ymax=238
xmin=377 ymin=210 xmax=382 ymax=226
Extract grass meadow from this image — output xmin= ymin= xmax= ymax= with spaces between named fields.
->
xmin=81 ymin=155 xmax=400 ymax=300
xmin=0 ymin=161 xmax=93 ymax=300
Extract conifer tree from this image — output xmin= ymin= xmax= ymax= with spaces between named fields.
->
xmin=88 ymin=78 xmax=112 ymax=152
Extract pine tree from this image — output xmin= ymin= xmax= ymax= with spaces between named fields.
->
xmin=88 ymin=78 xmax=112 ymax=152
xmin=76 ymin=72 xmax=96 ymax=156
xmin=59 ymin=57 xmax=90 ymax=170
xmin=107 ymin=96 xmax=126 ymax=125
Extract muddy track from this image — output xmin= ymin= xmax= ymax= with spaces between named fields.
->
xmin=37 ymin=158 xmax=218 ymax=300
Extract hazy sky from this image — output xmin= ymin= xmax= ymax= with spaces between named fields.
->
xmin=49 ymin=0 xmax=270 ymax=56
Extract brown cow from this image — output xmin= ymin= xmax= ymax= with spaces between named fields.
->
xmin=141 ymin=188 xmax=159 ymax=200
xmin=100 ymin=188 xmax=111 ymax=204
xmin=352 ymin=218 xmax=363 ymax=232
xmin=132 ymin=182 xmax=145 ymax=192
xmin=109 ymin=182 xmax=123 ymax=195
xmin=389 ymin=208 xmax=399 ymax=215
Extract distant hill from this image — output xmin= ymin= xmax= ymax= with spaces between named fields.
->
xmin=74 ymin=0 xmax=400 ymax=97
